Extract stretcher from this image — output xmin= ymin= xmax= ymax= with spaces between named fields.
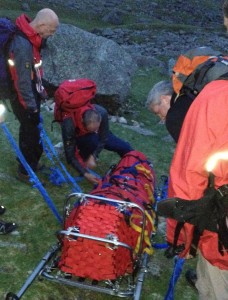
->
xmin=6 ymin=192 xmax=155 ymax=300
xmin=6 ymin=150 xmax=157 ymax=300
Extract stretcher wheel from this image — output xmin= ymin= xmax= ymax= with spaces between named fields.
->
xmin=5 ymin=292 xmax=19 ymax=300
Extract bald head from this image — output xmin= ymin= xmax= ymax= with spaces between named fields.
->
xmin=30 ymin=8 xmax=59 ymax=39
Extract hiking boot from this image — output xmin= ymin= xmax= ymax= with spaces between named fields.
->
xmin=0 ymin=205 xmax=6 ymax=215
xmin=16 ymin=171 xmax=31 ymax=184
xmin=16 ymin=171 xmax=46 ymax=186
xmin=36 ymin=163 xmax=46 ymax=172
xmin=0 ymin=220 xmax=17 ymax=234
xmin=185 ymin=269 xmax=198 ymax=291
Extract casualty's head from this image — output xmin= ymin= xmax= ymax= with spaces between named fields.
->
xmin=82 ymin=109 xmax=101 ymax=133
xmin=145 ymin=81 xmax=173 ymax=121
xmin=30 ymin=8 xmax=59 ymax=39
xmin=223 ymin=1 xmax=228 ymax=31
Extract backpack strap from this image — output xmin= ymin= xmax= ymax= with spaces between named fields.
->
xmin=181 ymin=59 xmax=215 ymax=99
xmin=189 ymin=226 xmax=201 ymax=257
xmin=192 ymin=59 xmax=215 ymax=93
xmin=164 ymin=222 xmax=185 ymax=258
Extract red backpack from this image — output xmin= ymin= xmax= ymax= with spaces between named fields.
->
xmin=54 ymin=78 xmax=97 ymax=122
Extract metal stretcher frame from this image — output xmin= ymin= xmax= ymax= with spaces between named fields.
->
xmin=6 ymin=192 xmax=153 ymax=300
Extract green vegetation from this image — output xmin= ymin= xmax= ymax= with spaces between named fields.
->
xmin=0 ymin=1 xmax=199 ymax=299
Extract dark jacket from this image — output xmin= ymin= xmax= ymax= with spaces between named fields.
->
xmin=166 ymin=93 xmax=194 ymax=143
xmin=61 ymin=104 xmax=109 ymax=175
xmin=8 ymin=14 xmax=43 ymax=111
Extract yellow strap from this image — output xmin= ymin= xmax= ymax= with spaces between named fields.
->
xmin=135 ymin=164 xmax=154 ymax=180
xmin=129 ymin=163 xmax=156 ymax=255
xmin=145 ymin=210 xmax=156 ymax=232
xmin=144 ymin=183 xmax=155 ymax=204
xmin=130 ymin=213 xmax=155 ymax=255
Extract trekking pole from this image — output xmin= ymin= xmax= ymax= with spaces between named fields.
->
xmin=0 ymin=122 xmax=62 ymax=224
xmin=5 ymin=244 xmax=60 ymax=300
xmin=38 ymin=121 xmax=82 ymax=192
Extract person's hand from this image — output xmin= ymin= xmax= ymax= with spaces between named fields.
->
xmin=84 ymin=172 xmax=100 ymax=184
xmin=85 ymin=155 xmax=97 ymax=169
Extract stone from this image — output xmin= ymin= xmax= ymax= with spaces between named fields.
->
xmin=42 ymin=24 xmax=137 ymax=113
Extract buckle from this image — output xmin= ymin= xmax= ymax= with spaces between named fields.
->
xmin=217 ymin=184 xmax=228 ymax=197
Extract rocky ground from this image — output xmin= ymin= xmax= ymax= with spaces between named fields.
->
xmin=31 ymin=0 xmax=228 ymax=130
xmin=24 ymin=0 xmax=228 ymax=75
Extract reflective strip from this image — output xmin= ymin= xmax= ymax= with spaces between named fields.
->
xmin=34 ymin=60 xmax=42 ymax=68
xmin=8 ymin=59 xmax=15 ymax=66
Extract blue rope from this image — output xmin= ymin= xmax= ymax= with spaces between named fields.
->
xmin=154 ymin=175 xmax=169 ymax=214
xmin=1 ymin=122 xmax=62 ymax=224
xmin=152 ymin=243 xmax=169 ymax=249
xmin=38 ymin=121 xmax=82 ymax=192
xmin=86 ymin=168 xmax=101 ymax=179
xmin=164 ymin=256 xmax=185 ymax=300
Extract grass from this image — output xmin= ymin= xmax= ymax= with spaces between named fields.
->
xmin=0 ymin=1 xmax=201 ymax=299
xmin=0 ymin=67 xmax=197 ymax=300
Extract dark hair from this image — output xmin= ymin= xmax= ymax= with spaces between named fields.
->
xmin=223 ymin=1 xmax=228 ymax=18
xmin=82 ymin=109 xmax=101 ymax=128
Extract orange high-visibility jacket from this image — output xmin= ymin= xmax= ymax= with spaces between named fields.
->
xmin=167 ymin=80 xmax=228 ymax=270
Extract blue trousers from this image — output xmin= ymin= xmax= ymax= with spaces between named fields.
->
xmin=76 ymin=132 xmax=133 ymax=160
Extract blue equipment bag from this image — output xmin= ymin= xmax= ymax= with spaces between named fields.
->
xmin=0 ymin=17 xmax=16 ymax=100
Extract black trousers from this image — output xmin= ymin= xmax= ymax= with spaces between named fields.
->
xmin=10 ymin=98 xmax=43 ymax=174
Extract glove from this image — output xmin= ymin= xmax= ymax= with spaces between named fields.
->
xmin=157 ymin=187 xmax=218 ymax=233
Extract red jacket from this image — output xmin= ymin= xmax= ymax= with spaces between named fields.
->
xmin=167 ymin=80 xmax=228 ymax=270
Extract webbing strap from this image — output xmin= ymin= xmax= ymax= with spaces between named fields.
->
xmin=173 ymin=222 xmax=185 ymax=251
xmin=130 ymin=212 xmax=155 ymax=255
xmin=164 ymin=256 xmax=185 ymax=300
xmin=193 ymin=60 xmax=215 ymax=93
xmin=38 ymin=121 xmax=82 ymax=192
xmin=1 ymin=122 xmax=62 ymax=224
xmin=135 ymin=164 xmax=154 ymax=181
xmin=189 ymin=226 xmax=201 ymax=257
xmin=144 ymin=183 xmax=155 ymax=203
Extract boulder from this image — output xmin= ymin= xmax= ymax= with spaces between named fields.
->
xmin=42 ymin=24 xmax=137 ymax=113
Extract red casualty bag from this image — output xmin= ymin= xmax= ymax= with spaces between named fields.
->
xmin=58 ymin=151 xmax=156 ymax=281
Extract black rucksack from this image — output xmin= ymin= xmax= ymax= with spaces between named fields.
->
xmin=0 ymin=17 xmax=17 ymax=100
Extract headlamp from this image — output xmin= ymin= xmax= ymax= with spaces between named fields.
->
xmin=206 ymin=151 xmax=228 ymax=187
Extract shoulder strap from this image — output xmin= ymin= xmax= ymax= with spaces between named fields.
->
xmin=192 ymin=59 xmax=215 ymax=93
